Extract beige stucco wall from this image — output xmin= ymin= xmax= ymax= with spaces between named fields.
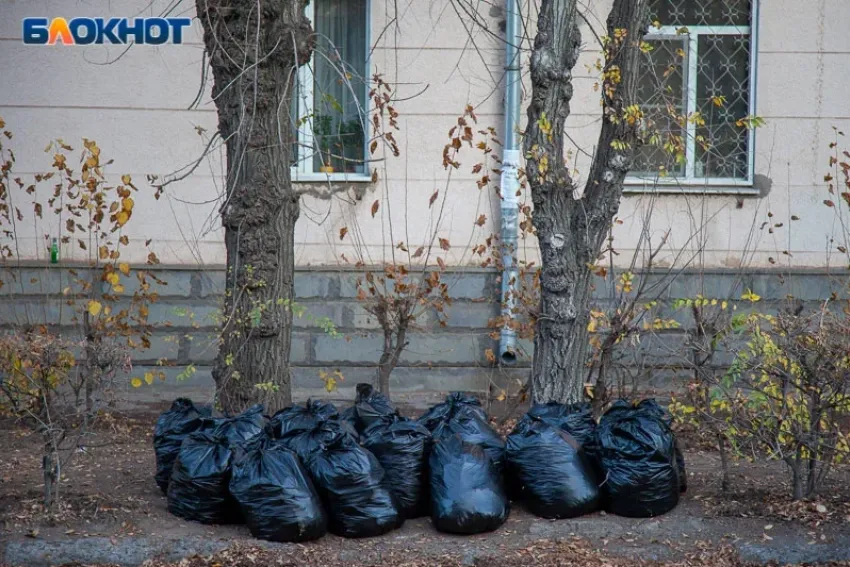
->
xmin=1 ymin=0 xmax=848 ymax=268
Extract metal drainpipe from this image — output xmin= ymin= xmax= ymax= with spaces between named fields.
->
xmin=498 ymin=0 xmax=522 ymax=365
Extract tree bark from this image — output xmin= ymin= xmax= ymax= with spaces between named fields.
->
xmin=196 ymin=0 xmax=314 ymax=415
xmin=376 ymin=324 xmax=408 ymax=397
xmin=525 ymin=0 xmax=649 ymax=404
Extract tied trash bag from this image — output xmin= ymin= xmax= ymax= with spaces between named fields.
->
xmin=361 ymin=414 xmax=432 ymax=519
xmin=267 ymin=399 xmax=340 ymax=438
xmin=506 ymin=416 xmax=599 ymax=519
xmin=153 ymin=398 xmax=211 ymax=493
xmin=597 ymin=400 xmax=680 ymax=518
xmin=429 ymin=434 xmax=509 ymax=534
xmin=305 ymin=431 xmax=402 ymax=538
xmin=167 ymin=431 xmax=240 ymax=524
xmin=527 ymin=402 xmax=600 ymax=461
xmin=277 ymin=418 xmax=358 ymax=462
xmin=207 ymin=404 xmax=265 ymax=448
xmin=352 ymin=383 xmax=397 ymax=433
xmin=630 ymin=400 xmax=687 ymax=493
xmin=229 ymin=436 xmax=327 ymax=542
xmin=431 ymin=411 xmax=505 ymax=471
xmin=418 ymin=392 xmax=488 ymax=432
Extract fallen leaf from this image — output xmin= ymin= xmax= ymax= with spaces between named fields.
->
xmin=371 ymin=200 xmax=379 ymax=217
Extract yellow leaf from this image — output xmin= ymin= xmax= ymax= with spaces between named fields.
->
xmin=325 ymin=376 xmax=337 ymax=392
xmin=106 ymin=272 xmax=120 ymax=285
xmin=116 ymin=211 xmax=130 ymax=227
xmin=118 ymin=263 xmax=130 ymax=276
xmin=131 ymin=377 xmax=143 ymax=388
xmin=113 ymin=284 xmax=125 ymax=293
xmin=87 ymin=300 xmax=102 ymax=316
xmin=144 ymin=372 xmax=154 ymax=385
xmin=122 ymin=197 xmax=134 ymax=211
xmin=121 ymin=174 xmax=132 ymax=185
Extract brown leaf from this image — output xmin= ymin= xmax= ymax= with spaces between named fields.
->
xmin=371 ymin=200 xmax=379 ymax=218
xmin=436 ymin=256 xmax=446 ymax=270
xmin=485 ymin=348 xmax=496 ymax=364
xmin=339 ymin=227 xmax=348 ymax=240
xmin=824 ymin=199 xmax=835 ymax=207
xmin=438 ymin=238 xmax=450 ymax=251
xmin=429 ymin=190 xmax=439 ymax=207
xmin=412 ymin=246 xmax=424 ymax=258
xmin=475 ymin=214 xmax=487 ymax=227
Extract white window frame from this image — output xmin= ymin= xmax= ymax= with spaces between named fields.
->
xmin=291 ymin=0 xmax=372 ymax=183
xmin=625 ymin=1 xmax=759 ymax=194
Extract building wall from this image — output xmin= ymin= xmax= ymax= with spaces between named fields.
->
xmin=1 ymin=264 xmax=845 ymax=407
xmin=0 ymin=0 xmax=849 ymax=269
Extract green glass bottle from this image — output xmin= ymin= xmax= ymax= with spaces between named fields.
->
xmin=50 ymin=237 xmax=59 ymax=264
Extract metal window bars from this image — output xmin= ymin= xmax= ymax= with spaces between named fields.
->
xmin=628 ymin=0 xmax=757 ymax=188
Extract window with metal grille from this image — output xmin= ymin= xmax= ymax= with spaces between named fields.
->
xmin=628 ymin=0 xmax=757 ymax=188
xmin=290 ymin=0 xmax=370 ymax=181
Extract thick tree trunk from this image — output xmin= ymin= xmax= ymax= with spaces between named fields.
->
xmin=525 ymin=0 xmax=649 ymax=404
xmin=196 ymin=0 xmax=313 ymax=415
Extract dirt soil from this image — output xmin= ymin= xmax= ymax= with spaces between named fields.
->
xmin=1 ymin=402 xmax=850 ymax=567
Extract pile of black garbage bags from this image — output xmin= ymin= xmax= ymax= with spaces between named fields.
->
xmin=153 ymin=387 xmax=686 ymax=543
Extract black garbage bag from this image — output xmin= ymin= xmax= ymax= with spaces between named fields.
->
xmin=277 ymin=418 xmax=358 ymax=462
xmin=597 ymin=400 xmax=680 ymax=517
xmin=229 ymin=436 xmax=327 ymax=542
xmin=352 ymin=383 xmax=397 ymax=432
xmin=431 ymin=410 xmax=505 ymax=471
xmin=267 ymin=399 xmax=340 ymax=438
xmin=418 ymin=392 xmax=488 ymax=432
xmin=167 ymin=431 xmax=240 ymax=524
xmin=506 ymin=416 xmax=599 ymax=519
xmin=153 ymin=398 xmax=211 ymax=493
xmin=429 ymin=434 xmax=509 ymax=534
xmin=206 ymin=404 xmax=265 ymax=448
xmin=361 ymin=414 xmax=431 ymax=519
xmin=527 ymin=402 xmax=599 ymax=457
xmin=304 ymin=431 xmax=402 ymax=538
xmin=602 ymin=399 xmax=687 ymax=493
xmin=340 ymin=406 xmax=359 ymax=438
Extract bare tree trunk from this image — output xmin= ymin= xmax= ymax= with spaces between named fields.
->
xmin=525 ymin=0 xmax=649 ymax=403
xmin=376 ymin=324 xmax=407 ymax=397
xmin=42 ymin=440 xmax=59 ymax=511
xmin=196 ymin=0 xmax=314 ymax=415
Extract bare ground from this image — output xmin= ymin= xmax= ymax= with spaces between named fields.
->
xmin=1 ymin=402 xmax=849 ymax=567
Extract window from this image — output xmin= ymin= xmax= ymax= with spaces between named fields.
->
xmin=291 ymin=0 xmax=370 ymax=180
xmin=629 ymin=0 xmax=757 ymax=188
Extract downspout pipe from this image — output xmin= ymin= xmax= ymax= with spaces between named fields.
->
xmin=498 ymin=0 xmax=522 ymax=365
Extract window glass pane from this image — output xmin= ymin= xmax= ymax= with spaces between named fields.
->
xmin=695 ymin=34 xmax=750 ymax=178
xmin=633 ymin=37 xmax=688 ymax=178
xmin=649 ymin=0 xmax=752 ymax=26
xmin=313 ymin=0 xmax=368 ymax=174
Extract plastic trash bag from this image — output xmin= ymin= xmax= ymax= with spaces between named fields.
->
xmin=167 ymin=431 xmax=240 ymax=524
xmin=153 ymin=398 xmax=211 ymax=493
xmin=418 ymin=392 xmax=488 ymax=432
xmin=632 ymin=399 xmax=687 ymax=493
xmin=352 ymin=383 xmax=397 ymax=432
xmin=361 ymin=414 xmax=431 ymax=518
xmin=429 ymin=434 xmax=509 ymax=534
xmin=205 ymin=404 xmax=265 ymax=448
xmin=431 ymin=410 xmax=505 ymax=471
xmin=506 ymin=415 xmax=599 ymax=519
xmin=229 ymin=436 xmax=326 ymax=542
xmin=276 ymin=417 xmax=358 ymax=462
xmin=527 ymin=402 xmax=599 ymax=460
xmin=597 ymin=400 xmax=680 ymax=517
xmin=304 ymin=430 xmax=402 ymax=538
xmin=267 ymin=399 xmax=340 ymax=438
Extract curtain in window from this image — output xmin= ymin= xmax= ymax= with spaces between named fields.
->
xmin=313 ymin=0 xmax=368 ymax=173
